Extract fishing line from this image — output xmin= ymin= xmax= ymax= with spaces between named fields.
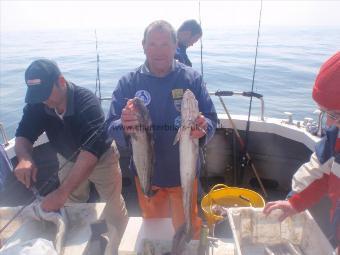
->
xmin=0 ymin=117 xmax=109 ymax=235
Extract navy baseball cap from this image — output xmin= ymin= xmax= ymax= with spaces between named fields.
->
xmin=24 ymin=59 xmax=61 ymax=104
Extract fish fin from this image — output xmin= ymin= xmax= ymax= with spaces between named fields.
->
xmin=171 ymin=223 xmax=191 ymax=255
xmin=173 ymin=127 xmax=183 ymax=145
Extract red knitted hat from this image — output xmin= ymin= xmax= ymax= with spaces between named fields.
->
xmin=312 ymin=51 xmax=340 ymax=110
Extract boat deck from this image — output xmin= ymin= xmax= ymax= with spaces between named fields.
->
xmin=0 ymin=127 xmax=335 ymax=249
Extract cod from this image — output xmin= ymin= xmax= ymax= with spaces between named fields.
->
xmin=171 ymin=89 xmax=200 ymax=255
xmin=130 ymin=97 xmax=155 ymax=197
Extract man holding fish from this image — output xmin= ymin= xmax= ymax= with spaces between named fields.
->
xmin=107 ymin=20 xmax=217 ymax=248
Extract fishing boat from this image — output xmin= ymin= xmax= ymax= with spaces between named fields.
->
xmin=1 ymin=1 xmax=338 ymax=253
xmin=0 ymin=91 xmax=335 ymax=253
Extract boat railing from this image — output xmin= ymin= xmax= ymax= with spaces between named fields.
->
xmin=100 ymin=90 xmax=265 ymax=121
xmin=209 ymin=91 xmax=264 ymax=121
xmin=0 ymin=122 xmax=9 ymax=146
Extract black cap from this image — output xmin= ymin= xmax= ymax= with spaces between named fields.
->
xmin=24 ymin=59 xmax=61 ymax=104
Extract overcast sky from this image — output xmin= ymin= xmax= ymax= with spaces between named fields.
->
xmin=1 ymin=1 xmax=340 ymax=32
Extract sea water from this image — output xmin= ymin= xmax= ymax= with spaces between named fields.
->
xmin=1 ymin=26 xmax=339 ymax=139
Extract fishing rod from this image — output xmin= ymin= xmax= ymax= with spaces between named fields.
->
xmin=95 ymin=29 xmax=102 ymax=103
xmin=216 ymin=0 xmax=267 ymax=197
xmin=215 ymin=92 xmax=267 ymax=197
xmin=198 ymin=0 xmax=204 ymax=78
xmin=0 ymin=117 xmax=109 ymax=235
xmin=1 ymin=114 xmax=107 ymax=196
xmin=240 ymin=0 xmax=264 ymax=183
xmin=197 ymin=0 xmax=211 ymax=199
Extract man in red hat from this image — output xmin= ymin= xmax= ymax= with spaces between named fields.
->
xmin=263 ymin=52 xmax=340 ymax=253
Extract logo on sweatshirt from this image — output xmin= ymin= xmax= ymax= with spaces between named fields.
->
xmin=135 ymin=90 xmax=151 ymax=106
xmin=172 ymin=89 xmax=184 ymax=112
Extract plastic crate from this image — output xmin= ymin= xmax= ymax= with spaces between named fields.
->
xmin=227 ymin=207 xmax=335 ymax=255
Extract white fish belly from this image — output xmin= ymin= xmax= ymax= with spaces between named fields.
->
xmin=180 ymin=129 xmax=198 ymax=233
xmin=131 ymin=132 xmax=152 ymax=193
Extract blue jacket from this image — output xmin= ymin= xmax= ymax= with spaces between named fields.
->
xmin=107 ymin=62 xmax=217 ymax=187
xmin=174 ymin=44 xmax=192 ymax=67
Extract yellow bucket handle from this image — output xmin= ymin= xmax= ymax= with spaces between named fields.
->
xmin=210 ymin=184 xmax=229 ymax=192
xmin=207 ymin=184 xmax=229 ymax=216
xmin=209 ymin=184 xmax=254 ymax=207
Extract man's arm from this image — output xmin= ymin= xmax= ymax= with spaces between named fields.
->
xmin=14 ymin=137 xmax=37 ymax=188
xmin=263 ymin=150 xmax=331 ymax=221
xmin=41 ymin=150 xmax=97 ymax=212
xmin=14 ymin=104 xmax=45 ymax=188
xmin=194 ymin=76 xmax=218 ymax=145
xmin=42 ymin=87 xmax=108 ymax=211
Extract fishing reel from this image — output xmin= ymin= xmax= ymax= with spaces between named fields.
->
xmin=240 ymin=154 xmax=250 ymax=168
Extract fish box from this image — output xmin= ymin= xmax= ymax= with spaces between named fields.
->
xmin=227 ymin=207 xmax=335 ymax=255
xmin=119 ymin=217 xmax=235 ymax=254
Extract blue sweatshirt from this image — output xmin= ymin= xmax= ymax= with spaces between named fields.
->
xmin=107 ymin=61 xmax=217 ymax=187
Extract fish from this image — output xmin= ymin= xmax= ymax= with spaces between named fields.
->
xmin=171 ymin=89 xmax=200 ymax=255
xmin=130 ymin=97 xmax=155 ymax=197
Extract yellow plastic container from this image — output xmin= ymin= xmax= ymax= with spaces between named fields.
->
xmin=201 ymin=184 xmax=265 ymax=228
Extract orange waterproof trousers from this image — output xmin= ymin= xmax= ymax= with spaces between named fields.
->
xmin=135 ymin=177 xmax=202 ymax=239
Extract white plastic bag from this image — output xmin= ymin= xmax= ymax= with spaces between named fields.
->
xmin=0 ymin=238 xmax=57 ymax=255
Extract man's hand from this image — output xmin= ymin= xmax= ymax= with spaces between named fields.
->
xmin=14 ymin=159 xmax=37 ymax=189
xmin=41 ymin=187 xmax=69 ymax=212
xmin=121 ymin=99 xmax=140 ymax=134
xmin=40 ymin=150 xmax=97 ymax=212
xmin=191 ymin=113 xmax=208 ymax=139
xmin=263 ymin=200 xmax=297 ymax=221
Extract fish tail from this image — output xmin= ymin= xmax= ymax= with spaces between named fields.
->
xmin=171 ymin=223 xmax=191 ymax=255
